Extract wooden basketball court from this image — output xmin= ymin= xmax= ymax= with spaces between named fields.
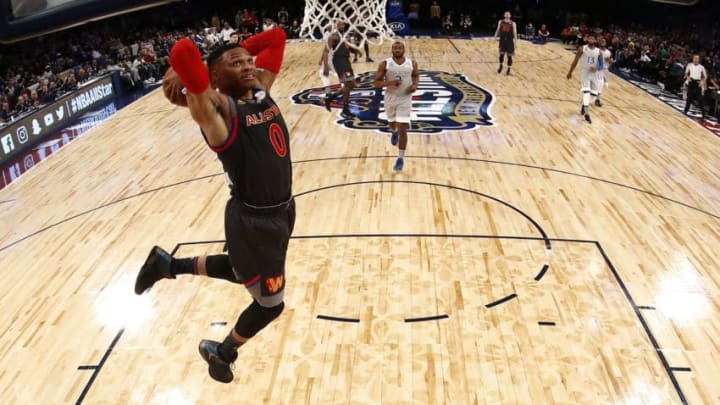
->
xmin=0 ymin=38 xmax=718 ymax=404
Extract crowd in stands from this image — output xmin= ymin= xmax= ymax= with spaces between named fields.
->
xmin=0 ymin=3 xmax=304 ymax=125
xmin=557 ymin=19 xmax=720 ymax=115
xmin=3 ymin=0 xmax=719 ymax=125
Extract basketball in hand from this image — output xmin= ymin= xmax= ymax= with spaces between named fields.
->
xmin=162 ymin=67 xmax=188 ymax=107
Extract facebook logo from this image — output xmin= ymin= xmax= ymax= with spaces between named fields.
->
xmin=2 ymin=134 xmax=15 ymax=154
xmin=8 ymin=163 xmax=21 ymax=180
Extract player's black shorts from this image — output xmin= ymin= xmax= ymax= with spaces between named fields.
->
xmin=224 ymin=197 xmax=296 ymax=295
xmin=499 ymin=41 xmax=515 ymax=55
xmin=332 ymin=58 xmax=355 ymax=83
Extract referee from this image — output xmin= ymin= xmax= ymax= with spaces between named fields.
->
xmin=684 ymin=54 xmax=707 ymax=120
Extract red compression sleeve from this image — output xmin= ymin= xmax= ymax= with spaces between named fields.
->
xmin=240 ymin=27 xmax=287 ymax=74
xmin=169 ymin=38 xmax=210 ymax=94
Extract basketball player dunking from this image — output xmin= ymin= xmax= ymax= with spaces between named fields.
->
xmin=567 ymin=34 xmax=600 ymax=123
xmin=136 ymin=27 xmax=295 ymax=384
xmin=494 ymin=11 xmax=517 ymax=76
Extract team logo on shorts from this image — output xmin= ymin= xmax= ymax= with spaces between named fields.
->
xmin=291 ymin=70 xmax=495 ymax=133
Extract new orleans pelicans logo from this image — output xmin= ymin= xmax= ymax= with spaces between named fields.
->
xmin=291 ymin=70 xmax=495 ymax=133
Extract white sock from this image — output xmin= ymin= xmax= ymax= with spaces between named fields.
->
xmin=582 ymin=92 xmax=590 ymax=106
xmin=320 ymin=74 xmax=331 ymax=87
xmin=398 ymin=150 xmax=405 ymax=158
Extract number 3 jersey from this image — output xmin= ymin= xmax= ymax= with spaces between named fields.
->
xmin=384 ymin=57 xmax=414 ymax=105
xmin=207 ymin=89 xmax=292 ymax=207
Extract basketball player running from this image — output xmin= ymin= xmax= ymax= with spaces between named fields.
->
xmin=135 ymin=27 xmax=295 ymax=384
xmin=319 ymin=36 xmax=336 ymax=94
xmin=494 ymin=11 xmax=517 ymax=76
xmin=324 ymin=21 xmax=362 ymax=119
xmin=373 ymin=41 xmax=419 ymax=171
xmin=567 ymin=34 xmax=600 ymax=123
xmin=595 ymin=37 xmax=613 ymax=107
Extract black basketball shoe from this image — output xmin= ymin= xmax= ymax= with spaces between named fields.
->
xmin=134 ymin=246 xmax=175 ymax=294
xmin=323 ymin=94 xmax=333 ymax=112
xmin=341 ymin=109 xmax=356 ymax=119
xmin=199 ymin=340 xmax=237 ymax=383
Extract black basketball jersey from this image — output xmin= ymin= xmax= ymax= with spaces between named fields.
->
xmin=332 ymin=41 xmax=351 ymax=61
xmin=499 ymin=20 xmax=514 ymax=44
xmin=209 ymin=90 xmax=292 ymax=206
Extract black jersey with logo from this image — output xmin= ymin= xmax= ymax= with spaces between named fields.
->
xmin=208 ymin=90 xmax=292 ymax=206
xmin=333 ymin=40 xmax=351 ymax=61
xmin=499 ymin=21 xmax=514 ymax=41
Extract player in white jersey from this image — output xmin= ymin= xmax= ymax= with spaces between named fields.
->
xmin=373 ymin=41 xmax=419 ymax=171
xmin=567 ymin=34 xmax=600 ymax=123
xmin=319 ymin=39 xmax=336 ymax=92
xmin=595 ymin=37 xmax=613 ymax=107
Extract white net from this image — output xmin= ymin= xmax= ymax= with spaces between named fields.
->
xmin=299 ymin=0 xmax=395 ymax=47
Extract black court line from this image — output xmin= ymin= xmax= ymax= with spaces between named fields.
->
xmin=293 ymin=180 xmax=552 ymax=250
xmin=534 ymin=264 xmax=549 ymax=281
xmin=292 ymin=232 xmax=548 ymax=242
xmin=638 ymin=306 xmax=657 ymax=310
xmin=154 ymin=234 xmax=687 ymax=401
xmin=76 ymin=365 xmax=97 ymax=370
xmin=405 ymin=314 xmax=449 ymax=323
xmin=485 ymin=293 xmax=518 ymax=308
xmin=291 ymin=156 xmax=720 ymax=220
xmin=210 ymin=321 xmax=227 ymax=326
xmin=316 ymin=315 xmax=360 ymax=323
xmin=175 ymin=240 xmax=225 ymax=247
xmin=3 ymin=154 xmax=717 ymax=253
xmin=447 ymin=39 xmax=461 ymax=53
xmin=595 ymin=242 xmax=687 ymax=404
xmin=76 ymin=328 xmax=124 ymax=405
xmin=0 ymin=173 xmax=221 ymax=253
xmin=172 ymin=240 xmax=225 ymax=256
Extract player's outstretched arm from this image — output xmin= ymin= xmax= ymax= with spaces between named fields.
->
xmin=567 ymin=46 xmax=583 ymax=79
xmin=169 ymin=38 xmax=229 ymax=147
xmin=240 ymin=27 xmax=287 ymax=91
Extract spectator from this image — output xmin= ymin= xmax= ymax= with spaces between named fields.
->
xmin=429 ymin=1 xmax=441 ymax=30
xmin=524 ymin=22 xmax=536 ymax=40
xmin=407 ymin=1 xmax=420 ymax=28
xmin=442 ymin=13 xmax=454 ymax=35
xmin=0 ymin=99 xmax=11 ymax=122
xmin=538 ymin=24 xmax=550 ymax=43
xmin=460 ymin=15 xmax=473 ymax=35
xmin=220 ymin=22 xmax=235 ymax=43
xmin=277 ymin=6 xmax=289 ymax=28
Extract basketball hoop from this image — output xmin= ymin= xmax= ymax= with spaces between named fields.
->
xmin=299 ymin=0 xmax=396 ymax=47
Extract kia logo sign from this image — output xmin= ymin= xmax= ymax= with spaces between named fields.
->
xmin=389 ymin=22 xmax=406 ymax=31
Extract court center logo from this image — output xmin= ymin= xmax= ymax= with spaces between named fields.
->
xmin=291 ymin=70 xmax=495 ymax=133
